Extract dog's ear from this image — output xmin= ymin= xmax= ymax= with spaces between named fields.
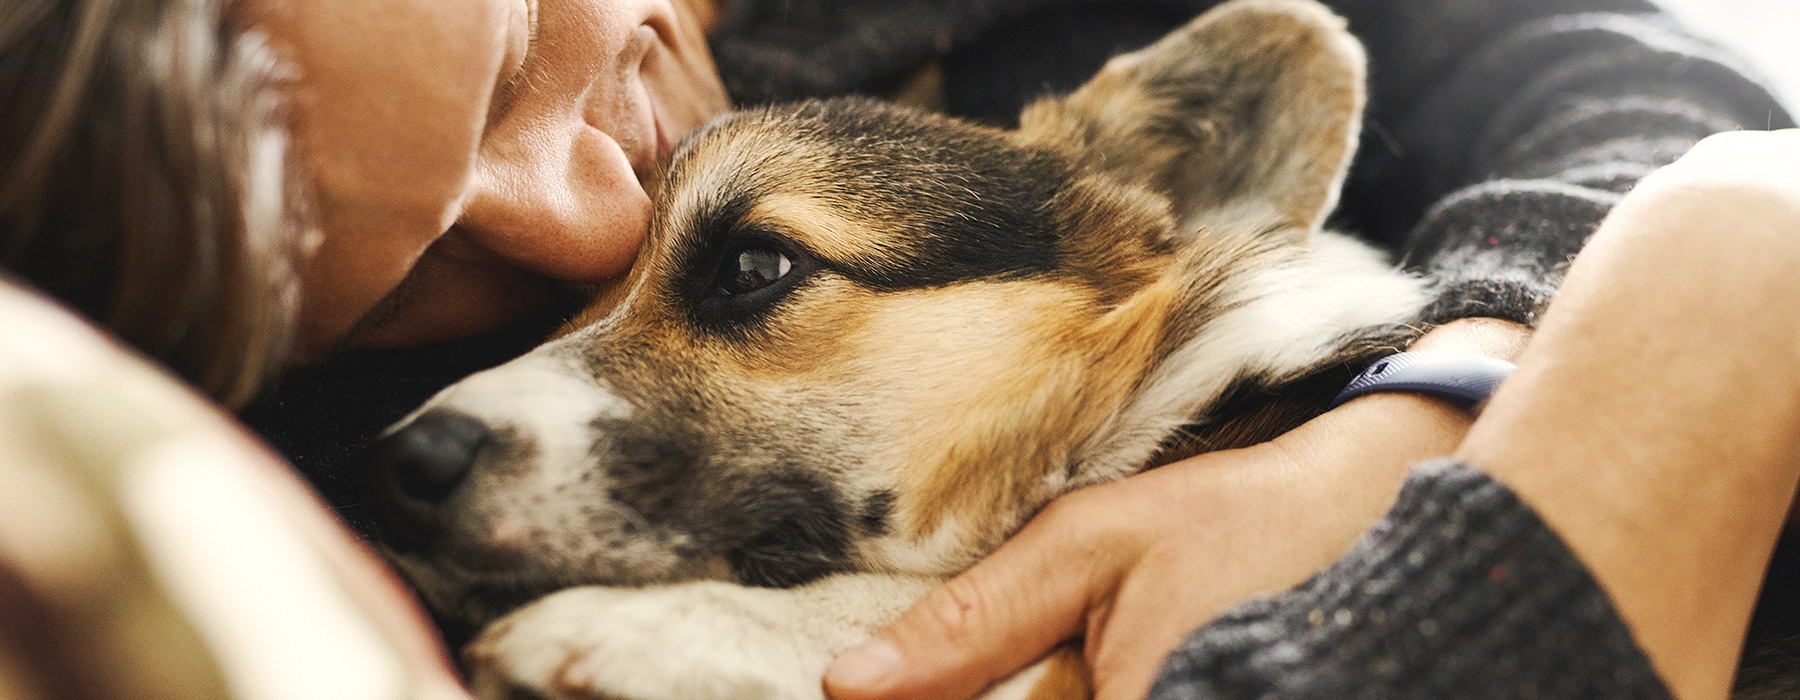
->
xmin=1017 ymin=0 xmax=1365 ymax=240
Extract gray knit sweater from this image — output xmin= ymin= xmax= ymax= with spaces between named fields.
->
xmin=1151 ymin=461 xmax=1671 ymax=699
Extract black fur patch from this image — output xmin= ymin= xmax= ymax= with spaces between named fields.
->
xmin=722 ymin=470 xmax=855 ymax=588
xmin=858 ymin=490 xmax=894 ymax=536
xmin=591 ymin=414 xmax=854 ymax=588
xmin=590 ymin=415 xmax=707 ymax=520
xmin=783 ymin=99 xmax=1073 ymax=290
xmin=666 ymin=98 xmax=1082 ymax=336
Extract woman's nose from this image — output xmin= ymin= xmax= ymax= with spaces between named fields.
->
xmin=455 ymin=126 xmax=651 ymax=283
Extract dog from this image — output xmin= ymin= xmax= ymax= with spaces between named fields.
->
xmin=361 ymin=1 xmax=1430 ymax=697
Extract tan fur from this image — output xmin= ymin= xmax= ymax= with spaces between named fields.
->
xmin=1025 ymin=647 xmax=1094 ymax=700
xmin=887 ymin=61 xmax=950 ymax=113
xmin=744 ymin=195 xmax=902 ymax=274
xmin=556 ymin=275 xmax=636 ymax=336
xmin=890 ymin=0 xmax=1374 ymax=548
xmin=1017 ymin=0 xmax=1365 ymax=237
xmin=892 ymin=274 xmax=1180 ymax=539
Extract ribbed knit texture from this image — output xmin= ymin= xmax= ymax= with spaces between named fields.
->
xmin=1149 ymin=460 xmax=1672 ymax=700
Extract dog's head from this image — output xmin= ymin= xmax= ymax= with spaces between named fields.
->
xmin=364 ymin=0 xmax=1402 ymax=625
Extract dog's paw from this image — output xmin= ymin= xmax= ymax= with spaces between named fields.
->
xmin=463 ymin=582 xmax=846 ymax=700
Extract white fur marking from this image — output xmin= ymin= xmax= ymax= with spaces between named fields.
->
xmin=1078 ymin=231 xmax=1427 ymax=482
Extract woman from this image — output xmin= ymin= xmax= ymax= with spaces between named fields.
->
xmin=0 ymin=0 xmax=1793 ymax=697
xmin=3 ymin=0 xmax=731 ymax=386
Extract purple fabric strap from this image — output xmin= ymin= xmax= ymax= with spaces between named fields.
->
xmin=1330 ymin=352 xmax=1516 ymax=412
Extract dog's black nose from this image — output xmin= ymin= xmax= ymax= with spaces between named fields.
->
xmin=362 ymin=410 xmax=489 ymax=548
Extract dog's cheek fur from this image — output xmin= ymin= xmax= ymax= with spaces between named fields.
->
xmin=553 ymin=276 xmax=1123 ymax=578
xmin=570 ymin=302 xmax=913 ymax=588
xmin=745 ymin=278 xmax=1180 ymax=571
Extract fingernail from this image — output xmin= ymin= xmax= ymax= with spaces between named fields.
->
xmin=827 ymin=638 xmax=903 ymax=689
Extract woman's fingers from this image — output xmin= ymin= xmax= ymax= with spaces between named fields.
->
xmin=822 ymin=313 xmax=1515 ymax=700
xmin=1084 ymin=544 xmax=1239 ymax=700
xmin=825 ymin=385 xmax=1483 ymax=700
xmin=824 ymin=493 xmax=1131 ymax=700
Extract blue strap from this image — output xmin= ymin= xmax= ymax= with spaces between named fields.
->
xmin=1330 ymin=352 xmax=1517 ymax=412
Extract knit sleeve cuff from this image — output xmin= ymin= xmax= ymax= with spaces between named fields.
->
xmin=1149 ymin=460 xmax=1673 ymax=700
xmin=1403 ymin=180 xmax=1621 ymax=328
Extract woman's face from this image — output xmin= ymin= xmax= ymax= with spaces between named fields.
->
xmin=251 ymin=0 xmax=728 ymax=356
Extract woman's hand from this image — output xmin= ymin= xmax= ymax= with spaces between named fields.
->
xmin=825 ymin=319 xmax=1528 ymax=700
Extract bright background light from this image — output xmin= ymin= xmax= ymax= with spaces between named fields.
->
xmin=1655 ymin=0 xmax=1800 ymax=115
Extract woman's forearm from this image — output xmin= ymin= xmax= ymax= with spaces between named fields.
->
xmin=1456 ymin=137 xmax=1800 ymax=700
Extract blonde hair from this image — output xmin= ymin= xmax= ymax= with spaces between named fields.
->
xmin=1 ymin=0 xmax=308 ymax=407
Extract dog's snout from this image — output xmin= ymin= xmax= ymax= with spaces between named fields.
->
xmin=363 ymin=410 xmax=489 ymax=548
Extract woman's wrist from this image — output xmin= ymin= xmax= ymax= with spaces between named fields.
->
xmin=1304 ymin=316 xmax=1530 ymax=451
xmin=1406 ymin=316 xmax=1531 ymax=360
xmin=1235 ymin=318 xmax=1535 ymax=596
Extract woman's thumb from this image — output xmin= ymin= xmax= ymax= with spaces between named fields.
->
xmin=823 ymin=523 xmax=1099 ymax=700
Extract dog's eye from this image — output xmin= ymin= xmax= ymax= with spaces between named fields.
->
xmin=715 ymin=245 xmax=793 ymax=296
xmin=685 ymin=235 xmax=815 ymax=329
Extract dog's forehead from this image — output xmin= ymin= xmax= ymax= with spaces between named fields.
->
xmin=652 ymin=99 xmax=1077 ymax=291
